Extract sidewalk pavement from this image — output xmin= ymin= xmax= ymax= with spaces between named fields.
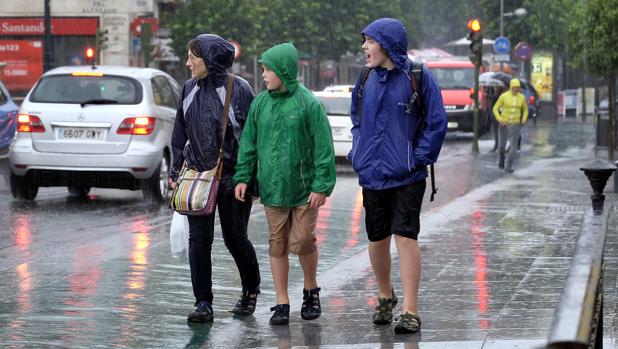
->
xmin=199 ymin=120 xmax=617 ymax=349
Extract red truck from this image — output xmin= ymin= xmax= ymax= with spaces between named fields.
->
xmin=425 ymin=59 xmax=489 ymax=134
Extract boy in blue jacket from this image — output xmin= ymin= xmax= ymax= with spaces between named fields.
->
xmin=349 ymin=18 xmax=447 ymax=334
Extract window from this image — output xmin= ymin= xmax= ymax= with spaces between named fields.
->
xmin=30 ymin=75 xmax=142 ymax=104
xmin=429 ymin=68 xmax=475 ymax=90
xmin=316 ymin=96 xmax=351 ymax=116
xmin=152 ymin=76 xmax=177 ymax=109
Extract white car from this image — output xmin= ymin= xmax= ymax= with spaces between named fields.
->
xmin=314 ymin=91 xmax=353 ymax=157
xmin=322 ymin=84 xmax=354 ymax=93
xmin=9 ymin=65 xmax=181 ymax=201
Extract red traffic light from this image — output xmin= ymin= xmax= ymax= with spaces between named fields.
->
xmin=468 ymin=19 xmax=481 ymax=32
xmin=85 ymin=47 xmax=95 ymax=59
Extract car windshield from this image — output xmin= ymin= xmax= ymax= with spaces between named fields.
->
xmin=317 ymin=96 xmax=351 ymax=116
xmin=29 ymin=75 xmax=142 ymax=104
xmin=430 ymin=67 xmax=475 ymax=90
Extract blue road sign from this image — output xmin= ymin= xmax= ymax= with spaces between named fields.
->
xmin=494 ymin=36 xmax=511 ymax=54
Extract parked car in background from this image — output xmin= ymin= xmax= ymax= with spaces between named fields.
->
xmin=323 ymin=84 xmax=354 ymax=93
xmin=9 ymin=65 xmax=181 ymax=201
xmin=425 ymin=59 xmax=489 ymax=134
xmin=313 ymin=91 xmax=353 ymax=157
xmin=0 ymin=81 xmax=19 ymax=156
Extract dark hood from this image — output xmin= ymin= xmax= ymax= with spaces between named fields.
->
xmin=361 ymin=18 xmax=409 ymax=71
xmin=194 ymin=34 xmax=235 ymax=87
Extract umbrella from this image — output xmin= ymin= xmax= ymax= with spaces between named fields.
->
xmin=479 ymin=72 xmax=505 ymax=87
xmin=491 ymin=72 xmax=513 ymax=87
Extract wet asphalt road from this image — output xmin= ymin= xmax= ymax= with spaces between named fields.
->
xmin=0 ymin=120 xmax=613 ymax=348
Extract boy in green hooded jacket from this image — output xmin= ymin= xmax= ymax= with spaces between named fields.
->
xmin=234 ymin=42 xmax=336 ymax=325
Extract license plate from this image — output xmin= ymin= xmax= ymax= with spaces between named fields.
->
xmin=58 ymin=127 xmax=105 ymax=140
xmin=447 ymin=122 xmax=459 ymax=129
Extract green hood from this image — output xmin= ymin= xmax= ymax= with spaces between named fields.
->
xmin=259 ymin=42 xmax=299 ymax=95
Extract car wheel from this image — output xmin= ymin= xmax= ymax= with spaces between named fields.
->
xmin=68 ymin=186 xmax=91 ymax=197
xmin=142 ymin=154 xmax=170 ymax=202
xmin=10 ymin=172 xmax=39 ymax=201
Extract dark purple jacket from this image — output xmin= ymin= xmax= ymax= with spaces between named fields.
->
xmin=171 ymin=34 xmax=255 ymax=193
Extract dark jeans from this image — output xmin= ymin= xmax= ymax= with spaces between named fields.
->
xmin=187 ymin=191 xmax=260 ymax=306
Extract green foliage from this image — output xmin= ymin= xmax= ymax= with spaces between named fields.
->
xmin=568 ymin=0 xmax=618 ymax=75
xmin=166 ymin=0 xmax=427 ymax=66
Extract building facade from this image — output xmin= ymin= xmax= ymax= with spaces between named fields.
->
xmin=0 ymin=0 xmax=179 ymax=95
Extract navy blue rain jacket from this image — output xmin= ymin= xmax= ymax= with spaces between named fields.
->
xmin=348 ymin=18 xmax=447 ymax=190
xmin=171 ymin=34 xmax=255 ymax=193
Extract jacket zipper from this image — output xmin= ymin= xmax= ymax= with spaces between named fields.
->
xmin=300 ymin=160 xmax=307 ymax=190
xmin=407 ymin=141 xmax=412 ymax=172
xmin=351 ymin=135 xmax=361 ymax=164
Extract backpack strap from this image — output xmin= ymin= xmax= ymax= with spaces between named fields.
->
xmin=356 ymin=60 xmax=438 ymax=201
xmin=408 ymin=60 xmax=438 ymax=202
xmin=355 ymin=66 xmax=372 ymax=122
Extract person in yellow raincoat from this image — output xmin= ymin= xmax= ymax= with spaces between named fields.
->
xmin=492 ymin=78 xmax=528 ymax=172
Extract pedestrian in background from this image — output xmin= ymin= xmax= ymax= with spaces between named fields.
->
xmin=349 ymin=18 xmax=447 ymax=334
xmin=492 ymin=78 xmax=529 ymax=173
xmin=234 ymin=42 xmax=336 ymax=326
xmin=486 ymin=85 xmax=505 ymax=152
xmin=170 ymin=34 xmax=261 ymax=323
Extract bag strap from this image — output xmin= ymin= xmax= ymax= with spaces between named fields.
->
xmin=214 ymin=74 xmax=235 ymax=179
xmin=407 ymin=61 xmax=437 ymax=202
xmin=355 ymin=66 xmax=372 ymax=122
xmin=355 ymin=61 xmax=437 ymax=201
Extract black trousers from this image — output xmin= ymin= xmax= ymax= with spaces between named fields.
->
xmin=187 ymin=191 xmax=260 ymax=306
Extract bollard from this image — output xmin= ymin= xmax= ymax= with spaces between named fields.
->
xmin=580 ymin=159 xmax=616 ymax=211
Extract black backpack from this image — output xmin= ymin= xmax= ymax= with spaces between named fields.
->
xmin=356 ymin=60 xmax=438 ymax=202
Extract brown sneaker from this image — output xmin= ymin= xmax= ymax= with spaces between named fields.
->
xmin=394 ymin=312 xmax=421 ymax=334
xmin=372 ymin=289 xmax=398 ymax=325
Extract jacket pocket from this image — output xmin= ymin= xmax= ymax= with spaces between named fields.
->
xmin=350 ymin=134 xmax=361 ymax=170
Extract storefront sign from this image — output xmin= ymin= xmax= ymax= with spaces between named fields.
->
xmin=0 ymin=40 xmax=43 ymax=92
xmin=530 ymin=51 xmax=553 ymax=102
xmin=0 ymin=17 xmax=98 ymax=36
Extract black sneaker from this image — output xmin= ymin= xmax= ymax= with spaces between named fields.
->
xmin=232 ymin=288 xmax=260 ymax=315
xmin=269 ymin=304 xmax=290 ymax=325
xmin=301 ymin=287 xmax=321 ymax=320
xmin=188 ymin=301 xmax=214 ymax=323
xmin=372 ymin=289 xmax=398 ymax=325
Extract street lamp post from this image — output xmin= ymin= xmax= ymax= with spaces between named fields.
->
xmin=499 ymin=0 xmax=527 ymax=72
xmin=43 ymin=0 xmax=55 ymax=72
xmin=500 ymin=1 xmax=528 ymax=37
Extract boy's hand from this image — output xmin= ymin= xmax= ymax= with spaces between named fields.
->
xmin=308 ymin=192 xmax=326 ymax=208
xmin=168 ymin=177 xmax=177 ymax=190
xmin=235 ymin=183 xmax=248 ymax=202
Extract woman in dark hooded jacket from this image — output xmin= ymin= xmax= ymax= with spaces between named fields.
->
xmin=170 ymin=34 xmax=260 ymax=323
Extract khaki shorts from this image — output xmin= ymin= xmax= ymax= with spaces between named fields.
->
xmin=264 ymin=204 xmax=318 ymax=257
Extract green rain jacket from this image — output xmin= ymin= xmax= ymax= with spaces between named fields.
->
xmin=233 ymin=43 xmax=336 ymax=207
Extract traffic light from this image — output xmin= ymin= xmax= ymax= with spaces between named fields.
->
xmin=467 ymin=19 xmax=482 ymax=57
xmin=95 ymin=28 xmax=109 ymax=53
xmin=85 ymin=47 xmax=95 ymax=65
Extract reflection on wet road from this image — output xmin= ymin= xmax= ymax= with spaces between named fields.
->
xmin=1 ymin=121 xmax=613 ymax=348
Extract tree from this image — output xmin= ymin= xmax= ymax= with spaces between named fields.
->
xmin=568 ymin=0 xmax=618 ymax=159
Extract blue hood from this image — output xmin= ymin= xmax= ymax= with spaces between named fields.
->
xmin=194 ymin=34 xmax=235 ymax=87
xmin=362 ymin=18 xmax=409 ymax=71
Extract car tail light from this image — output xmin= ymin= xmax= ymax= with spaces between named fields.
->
xmin=117 ymin=117 xmax=156 ymax=135
xmin=17 ymin=114 xmax=45 ymax=133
